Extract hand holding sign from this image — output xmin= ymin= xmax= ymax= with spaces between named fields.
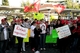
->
xmin=56 ymin=25 xmax=71 ymax=39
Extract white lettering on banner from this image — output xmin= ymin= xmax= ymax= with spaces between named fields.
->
xmin=56 ymin=25 xmax=71 ymax=39
xmin=13 ymin=25 xmax=28 ymax=38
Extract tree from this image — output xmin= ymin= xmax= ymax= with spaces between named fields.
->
xmin=2 ymin=0 xmax=9 ymax=6
xmin=65 ymin=0 xmax=80 ymax=9
xmin=65 ymin=0 xmax=73 ymax=9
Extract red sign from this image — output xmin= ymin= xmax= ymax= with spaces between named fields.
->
xmin=53 ymin=4 xmax=65 ymax=14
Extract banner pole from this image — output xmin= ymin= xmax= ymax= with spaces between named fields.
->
xmin=48 ymin=9 xmax=51 ymax=24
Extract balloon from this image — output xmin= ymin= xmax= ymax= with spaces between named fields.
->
xmin=33 ymin=12 xmax=44 ymax=20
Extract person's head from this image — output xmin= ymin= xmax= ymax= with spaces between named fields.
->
xmin=1 ymin=19 xmax=6 ymax=25
xmin=57 ymin=19 xmax=61 ymax=25
xmin=36 ymin=24 xmax=40 ymax=29
xmin=34 ymin=19 xmax=38 ymax=22
xmin=4 ymin=18 xmax=7 ymax=21
xmin=11 ymin=21 xmax=15 ymax=25
xmin=40 ymin=19 xmax=45 ymax=24
xmin=31 ymin=21 xmax=37 ymax=26
xmin=53 ymin=20 xmax=57 ymax=25
xmin=24 ymin=18 xmax=28 ymax=22
xmin=28 ymin=20 xmax=31 ymax=23
xmin=4 ymin=18 xmax=8 ymax=23
xmin=21 ymin=19 xmax=25 ymax=23
xmin=16 ymin=19 xmax=22 ymax=25
xmin=73 ymin=23 xmax=77 ymax=28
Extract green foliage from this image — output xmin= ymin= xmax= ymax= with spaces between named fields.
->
xmin=66 ymin=0 xmax=73 ymax=8
xmin=25 ymin=12 xmax=33 ymax=17
xmin=21 ymin=0 xmax=30 ymax=7
xmin=7 ymin=16 xmax=13 ymax=23
xmin=2 ymin=0 xmax=9 ymax=6
xmin=66 ymin=0 xmax=80 ymax=9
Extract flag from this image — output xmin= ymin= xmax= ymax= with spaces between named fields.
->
xmin=24 ymin=0 xmax=40 ymax=12
xmin=33 ymin=0 xmax=40 ymax=12
xmin=53 ymin=4 xmax=65 ymax=14
xmin=24 ymin=6 xmax=30 ymax=12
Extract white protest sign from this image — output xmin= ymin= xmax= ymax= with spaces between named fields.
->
xmin=56 ymin=25 xmax=71 ymax=39
xmin=13 ymin=25 xmax=28 ymax=38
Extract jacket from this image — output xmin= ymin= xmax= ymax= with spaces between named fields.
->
xmin=0 ymin=24 xmax=10 ymax=41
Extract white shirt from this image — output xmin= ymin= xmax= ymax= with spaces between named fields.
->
xmin=2 ymin=25 xmax=7 ymax=40
xmin=40 ymin=23 xmax=46 ymax=34
xmin=30 ymin=25 xmax=36 ymax=37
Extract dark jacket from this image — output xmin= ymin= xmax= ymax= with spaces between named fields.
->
xmin=34 ymin=28 xmax=42 ymax=38
xmin=0 ymin=24 xmax=11 ymax=41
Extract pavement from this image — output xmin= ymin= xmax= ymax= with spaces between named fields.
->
xmin=5 ymin=43 xmax=80 ymax=53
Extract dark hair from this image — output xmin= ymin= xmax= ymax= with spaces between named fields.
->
xmin=4 ymin=18 xmax=7 ymax=20
xmin=24 ymin=19 xmax=28 ymax=22
xmin=40 ymin=19 xmax=43 ymax=21
xmin=31 ymin=21 xmax=36 ymax=25
xmin=56 ymin=19 xmax=61 ymax=24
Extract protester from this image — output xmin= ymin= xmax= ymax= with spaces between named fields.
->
xmin=0 ymin=19 xmax=11 ymax=53
xmin=9 ymin=21 xmax=16 ymax=49
xmin=55 ymin=19 xmax=68 ymax=53
xmin=70 ymin=23 xmax=79 ymax=53
xmin=76 ymin=19 xmax=80 ymax=48
xmin=23 ymin=19 xmax=31 ymax=28
xmin=22 ymin=19 xmax=31 ymax=51
xmin=40 ymin=19 xmax=46 ymax=50
xmin=34 ymin=24 xmax=42 ymax=53
xmin=30 ymin=21 xmax=36 ymax=51
xmin=16 ymin=19 xmax=24 ymax=53
xmin=4 ymin=18 xmax=9 ymax=26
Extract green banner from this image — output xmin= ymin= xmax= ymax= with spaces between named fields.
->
xmin=46 ymin=29 xmax=58 ymax=43
xmin=52 ymin=29 xmax=58 ymax=38
xmin=46 ymin=35 xmax=57 ymax=43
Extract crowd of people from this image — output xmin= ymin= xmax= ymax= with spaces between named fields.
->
xmin=0 ymin=17 xmax=80 ymax=53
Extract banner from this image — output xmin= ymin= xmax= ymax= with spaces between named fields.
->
xmin=46 ymin=35 xmax=57 ymax=43
xmin=52 ymin=29 xmax=58 ymax=38
xmin=13 ymin=25 xmax=28 ymax=38
xmin=46 ymin=29 xmax=58 ymax=43
xmin=56 ymin=25 xmax=71 ymax=39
